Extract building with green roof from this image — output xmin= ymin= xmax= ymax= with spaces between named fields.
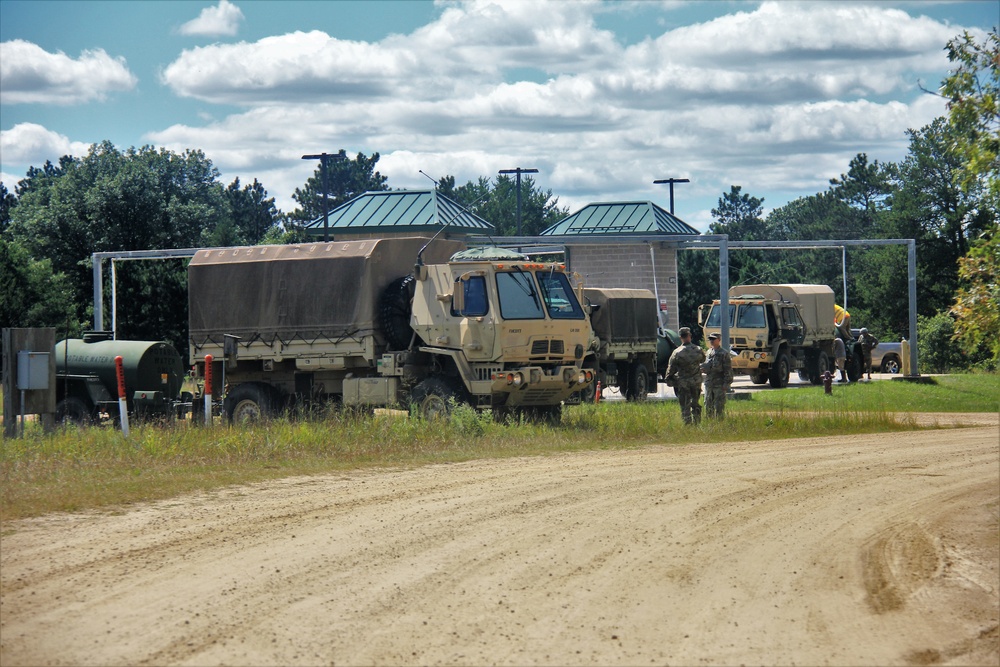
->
xmin=535 ymin=201 xmax=701 ymax=330
xmin=303 ymin=189 xmax=494 ymax=241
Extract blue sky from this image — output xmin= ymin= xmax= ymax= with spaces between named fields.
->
xmin=1 ymin=0 xmax=996 ymax=230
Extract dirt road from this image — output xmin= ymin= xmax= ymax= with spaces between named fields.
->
xmin=2 ymin=417 xmax=998 ymax=666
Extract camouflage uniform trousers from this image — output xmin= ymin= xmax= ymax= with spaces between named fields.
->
xmin=704 ymin=383 xmax=727 ymax=419
xmin=675 ymin=380 xmax=702 ymax=425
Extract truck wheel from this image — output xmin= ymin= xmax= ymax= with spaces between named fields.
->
xmin=769 ymin=353 xmax=790 ymax=389
xmin=750 ymin=371 xmax=769 ymax=385
xmin=847 ymin=350 xmax=863 ymax=382
xmin=226 ymin=383 xmax=279 ymax=424
xmin=809 ymin=352 xmax=830 ymax=385
xmin=56 ymin=397 xmax=92 ymax=426
xmin=881 ymin=354 xmax=901 ymax=374
xmin=380 ymin=275 xmax=416 ymax=350
xmin=410 ymin=378 xmax=458 ymax=420
xmin=625 ymin=362 xmax=649 ymax=402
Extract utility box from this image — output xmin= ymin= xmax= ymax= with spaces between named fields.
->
xmin=17 ymin=351 xmax=51 ymax=390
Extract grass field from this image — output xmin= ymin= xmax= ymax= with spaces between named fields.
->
xmin=2 ymin=373 xmax=996 ymax=522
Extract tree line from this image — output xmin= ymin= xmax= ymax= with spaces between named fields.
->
xmin=1 ymin=30 xmax=996 ymax=371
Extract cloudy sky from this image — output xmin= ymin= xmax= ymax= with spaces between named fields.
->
xmin=0 ymin=0 xmax=995 ymax=231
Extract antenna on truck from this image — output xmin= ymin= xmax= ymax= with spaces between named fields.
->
xmin=414 ymin=188 xmax=492 ymax=276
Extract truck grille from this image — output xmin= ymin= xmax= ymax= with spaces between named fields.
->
xmin=530 ymin=339 xmax=565 ymax=360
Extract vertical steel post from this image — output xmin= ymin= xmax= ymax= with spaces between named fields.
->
xmin=719 ymin=235 xmax=729 ymax=347
xmin=907 ymin=240 xmax=919 ymax=376
xmin=93 ymin=255 xmax=104 ymax=331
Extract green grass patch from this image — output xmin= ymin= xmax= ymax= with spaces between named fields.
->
xmin=743 ymin=373 xmax=1000 ymax=413
xmin=2 ymin=373 xmax=994 ymax=522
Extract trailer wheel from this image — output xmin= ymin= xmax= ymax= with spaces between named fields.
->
xmin=226 ymin=383 xmax=279 ymax=424
xmin=56 ymin=397 xmax=92 ymax=426
xmin=769 ymin=353 xmax=790 ymax=389
xmin=380 ymin=275 xmax=417 ymax=350
xmin=625 ymin=362 xmax=649 ymax=401
xmin=410 ymin=377 xmax=458 ymax=420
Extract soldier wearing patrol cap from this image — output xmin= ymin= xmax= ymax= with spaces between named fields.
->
xmin=701 ymin=331 xmax=733 ymax=419
xmin=665 ymin=327 xmax=705 ymax=425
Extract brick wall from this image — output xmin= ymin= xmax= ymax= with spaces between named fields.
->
xmin=566 ymin=244 xmax=680 ymax=330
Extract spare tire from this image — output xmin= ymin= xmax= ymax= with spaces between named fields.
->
xmin=380 ymin=275 xmax=416 ymax=350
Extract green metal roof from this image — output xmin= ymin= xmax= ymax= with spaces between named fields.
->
xmin=304 ymin=189 xmax=494 ymax=235
xmin=540 ymin=201 xmax=699 ymax=236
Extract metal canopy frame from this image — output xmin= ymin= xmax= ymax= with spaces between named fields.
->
xmin=92 ymin=236 xmax=919 ymax=376
xmin=466 ymin=234 xmax=919 ymax=376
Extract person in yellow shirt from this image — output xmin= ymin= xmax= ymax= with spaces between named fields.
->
xmin=834 ymin=304 xmax=852 ymax=340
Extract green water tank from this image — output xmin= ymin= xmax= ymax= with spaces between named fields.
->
xmin=55 ymin=335 xmax=184 ymax=405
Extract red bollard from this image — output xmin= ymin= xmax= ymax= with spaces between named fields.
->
xmin=594 ymin=381 xmax=602 ymax=404
xmin=823 ymin=370 xmax=832 ymax=395
xmin=114 ymin=355 xmax=130 ymax=437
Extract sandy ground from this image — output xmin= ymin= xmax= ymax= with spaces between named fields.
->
xmin=1 ymin=415 xmax=998 ymax=667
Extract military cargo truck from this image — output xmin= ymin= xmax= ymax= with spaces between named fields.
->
xmin=188 ymin=237 xmax=597 ymax=423
xmin=583 ymin=288 xmax=658 ymax=401
xmin=698 ymin=284 xmax=861 ymax=388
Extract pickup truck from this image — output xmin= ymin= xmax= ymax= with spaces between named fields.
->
xmin=851 ymin=329 xmax=904 ymax=374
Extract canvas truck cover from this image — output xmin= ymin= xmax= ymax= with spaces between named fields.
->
xmin=728 ymin=284 xmax=835 ymax=339
xmin=188 ymin=237 xmax=465 ymax=346
xmin=584 ymin=288 xmax=658 ymax=344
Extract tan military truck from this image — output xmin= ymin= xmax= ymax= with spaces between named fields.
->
xmin=188 ymin=237 xmax=596 ymax=423
xmin=698 ymin=284 xmax=860 ymax=388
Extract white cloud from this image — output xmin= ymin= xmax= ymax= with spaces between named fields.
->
xmin=179 ymin=0 xmax=245 ymax=37
xmin=0 ymin=40 xmax=136 ymax=105
xmin=146 ymin=0 xmax=979 ymax=217
xmin=0 ymin=123 xmax=92 ymax=165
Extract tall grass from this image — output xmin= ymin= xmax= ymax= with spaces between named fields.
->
xmin=2 ymin=398 xmax=921 ymax=522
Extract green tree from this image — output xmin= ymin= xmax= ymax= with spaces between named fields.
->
xmin=828 ymin=153 xmax=894 ymax=235
xmin=950 ymin=228 xmax=999 ymax=364
xmin=0 ymin=182 xmax=16 ymax=235
xmin=941 ymin=28 xmax=999 ymax=209
xmin=291 ymin=151 xmax=389 ymax=223
xmin=0 ymin=239 xmax=76 ymax=331
xmin=7 ymin=142 xmax=231 ymax=354
xmin=206 ymin=177 xmax=283 ymax=247
xmin=436 ymin=174 xmax=566 ymax=236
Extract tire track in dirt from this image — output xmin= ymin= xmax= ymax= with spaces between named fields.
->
xmin=2 ymin=423 xmax=997 ymax=666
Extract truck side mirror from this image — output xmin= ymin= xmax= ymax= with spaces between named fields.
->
xmin=697 ymin=305 xmax=705 ymax=326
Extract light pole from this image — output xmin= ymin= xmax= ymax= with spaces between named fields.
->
xmin=301 ymin=150 xmax=347 ymax=242
xmin=499 ymin=167 xmax=538 ymax=236
xmin=653 ymin=177 xmax=690 ymax=216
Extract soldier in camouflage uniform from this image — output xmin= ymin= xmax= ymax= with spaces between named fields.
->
xmin=701 ymin=332 xmax=734 ymax=419
xmin=858 ymin=327 xmax=879 ymax=380
xmin=665 ymin=327 xmax=706 ymax=425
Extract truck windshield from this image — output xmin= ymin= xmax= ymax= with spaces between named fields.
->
xmin=706 ymin=304 xmax=735 ymax=328
xmin=736 ymin=304 xmax=766 ymax=328
xmin=537 ymin=271 xmax=585 ymax=320
xmin=496 ymin=270 xmax=545 ymax=319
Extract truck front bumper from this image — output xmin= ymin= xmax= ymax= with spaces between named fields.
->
xmin=491 ymin=366 xmax=594 ymax=406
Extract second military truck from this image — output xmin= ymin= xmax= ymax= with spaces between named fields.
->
xmin=188 ymin=237 xmax=599 ymax=423
xmin=699 ymin=284 xmax=862 ymax=388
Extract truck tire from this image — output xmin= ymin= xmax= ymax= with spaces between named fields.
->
xmin=809 ymin=351 xmax=830 ymax=385
xmin=769 ymin=352 xmax=790 ymax=389
xmin=410 ymin=377 xmax=458 ymax=420
xmin=56 ymin=397 xmax=92 ymax=426
xmin=847 ymin=350 xmax=863 ymax=382
xmin=226 ymin=382 xmax=280 ymax=424
xmin=380 ymin=275 xmax=416 ymax=350
xmin=750 ymin=370 xmax=769 ymax=385
xmin=881 ymin=354 xmax=901 ymax=374
xmin=625 ymin=362 xmax=649 ymax=402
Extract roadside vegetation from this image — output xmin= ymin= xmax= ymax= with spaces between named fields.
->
xmin=2 ymin=373 xmax=996 ymax=522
